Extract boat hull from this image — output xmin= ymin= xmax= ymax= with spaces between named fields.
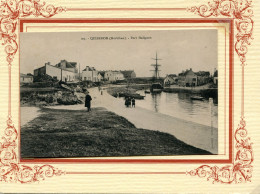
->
xmin=150 ymin=83 xmax=163 ymax=93
xmin=190 ymin=96 xmax=204 ymax=101
xmin=150 ymin=88 xmax=163 ymax=93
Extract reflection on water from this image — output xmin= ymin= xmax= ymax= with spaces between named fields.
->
xmin=151 ymin=93 xmax=161 ymax=112
xmin=137 ymin=90 xmax=218 ymax=128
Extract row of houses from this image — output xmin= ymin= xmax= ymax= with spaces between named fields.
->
xmin=21 ymin=60 xmax=136 ymax=83
xmin=164 ymin=68 xmax=217 ymax=87
xmin=81 ymin=66 xmax=136 ymax=82
xmin=77 ymin=65 xmax=136 ymax=82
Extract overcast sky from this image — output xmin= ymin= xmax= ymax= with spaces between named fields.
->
xmin=20 ymin=30 xmax=217 ymax=77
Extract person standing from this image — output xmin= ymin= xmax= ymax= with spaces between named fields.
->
xmin=125 ymin=97 xmax=128 ymax=107
xmin=131 ymin=98 xmax=135 ymax=108
xmin=127 ymin=97 xmax=131 ymax=108
xmin=85 ymin=92 xmax=92 ymax=112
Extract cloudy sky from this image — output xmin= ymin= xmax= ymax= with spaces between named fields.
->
xmin=20 ymin=30 xmax=217 ymax=77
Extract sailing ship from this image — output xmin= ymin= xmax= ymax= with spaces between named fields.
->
xmin=150 ymin=53 xmax=163 ymax=93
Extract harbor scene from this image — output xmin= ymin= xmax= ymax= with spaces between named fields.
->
xmin=20 ymin=30 xmax=218 ymax=158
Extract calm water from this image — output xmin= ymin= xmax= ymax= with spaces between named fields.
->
xmin=136 ymin=90 xmax=218 ymax=128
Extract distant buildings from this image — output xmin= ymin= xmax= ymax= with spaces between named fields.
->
xmin=104 ymin=71 xmax=124 ymax=82
xmin=178 ymin=68 xmax=198 ymax=87
xmin=34 ymin=60 xmax=78 ymax=82
xmin=33 ymin=61 xmax=136 ymax=83
xmin=213 ymin=70 xmax=218 ymax=85
xmin=164 ymin=74 xmax=177 ymax=86
xmin=82 ymin=66 xmax=99 ymax=82
xmin=20 ymin=73 xmax=33 ymax=83
xmin=195 ymin=71 xmax=210 ymax=86
xmin=120 ymin=70 xmax=136 ymax=79
xmin=81 ymin=68 xmax=135 ymax=83
xmin=164 ymin=68 xmax=210 ymax=87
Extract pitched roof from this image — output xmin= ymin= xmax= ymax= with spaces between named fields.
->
xmin=82 ymin=66 xmax=96 ymax=71
xmin=98 ymin=71 xmax=106 ymax=76
xmin=167 ymin=74 xmax=177 ymax=78
xmin=120 ymin=70 xmax=135 ymax=77
xmin=56 ymin=60 xmax=77 ymax=68
xmin=195 ymin=71 xmax=210 ymax=76
xmin=178 ymin=69 xmax=195 ymax=76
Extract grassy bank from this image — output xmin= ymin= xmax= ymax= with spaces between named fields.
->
xmin=21 ymin=107 xmax=211 ymax=158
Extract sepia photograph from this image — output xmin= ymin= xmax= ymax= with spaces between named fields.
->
xmin=20 ymin=30 xmax=218 ymax=158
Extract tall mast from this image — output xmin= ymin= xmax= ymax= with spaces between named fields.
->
xmin=150 ymin=52 xmax=161 ymax=80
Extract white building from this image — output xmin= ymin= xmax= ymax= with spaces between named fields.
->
xmin=47 ymin=63 xmax=77 ymax=82
xmin=164 ymin=74 xmax=177 ymax=86
xmin=97 ymin=73 xmax=104 ymax=82
xmin=34 ymin=61 xmax=78 ymax=82
xmin=20 ymin=73 xmax=33 ymax=83
xmin=104 ymin=71 xmax=124 ymax=82
xmin=82 ymin=66 xmax=99 ymax=82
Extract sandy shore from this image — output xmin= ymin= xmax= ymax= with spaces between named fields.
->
xmin=48 ymin=88 xmax=218 ymax=154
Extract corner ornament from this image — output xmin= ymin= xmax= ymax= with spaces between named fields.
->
xmin=0 ymin=116 xmax=65 ymax=183
xmin=0 ymin=0 xmax=65 ymax=65
xmin=0 ymin=0 xmax=65 ymax=183
xmin=187 ymin=0 xmax=253 ymax=184
xmin=188 ymin=0 xmax=253 ymax=66
xmin=187 ymin=117 xmax=253 ymax=184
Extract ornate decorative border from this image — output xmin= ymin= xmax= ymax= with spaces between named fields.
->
xmin=187 ymin=0 xmax=253 ymax=184
xmin=0 ymin=0 xmax=254 ymax=184
xmin=0 ymin=0 xmax=65 ymax=183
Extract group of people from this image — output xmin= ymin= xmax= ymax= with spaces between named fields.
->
xmin=84 ymin=89 xmax=136 ymax=111
xmin=125 ymin=97 xmax=135 ymax=108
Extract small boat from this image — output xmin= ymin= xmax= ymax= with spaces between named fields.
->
xmin=116 ymin=92 xmax=145 ymax=99
xmin=150 ymin=83 xmax=163 ymax=93
xmin=190 ymin=96 xmax=204 ymax=101
xmin=144 ymin=90 xmax=151 ymax=94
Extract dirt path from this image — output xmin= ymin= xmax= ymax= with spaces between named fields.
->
xmin=20 ymin=107 xmax=41 ymax=126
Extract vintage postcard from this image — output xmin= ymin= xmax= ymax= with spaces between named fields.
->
xmin=0 ymin=0 xmax=259 ymax=193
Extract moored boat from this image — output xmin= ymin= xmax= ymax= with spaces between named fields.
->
xmin=150 ymin=53 xmax=163 ymax=93
xmin=150 ymin=83 xmax=163 ymax=93
xmin=190 ymin=96 xmax=204 ymax=101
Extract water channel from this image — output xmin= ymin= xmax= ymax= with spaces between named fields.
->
xmin=136 ymin=90 xmax=218 ymax=128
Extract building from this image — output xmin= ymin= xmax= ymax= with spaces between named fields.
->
xmin=178 ymin=68 xmax=197 ymax=87
xmin=34 ymin=60 xmax=78 ymax=82
xmin=55 ymin=60 xmax=78 ymax=73
xmin=104 ymin=71 xmax=124 ymax=82
xmin=120 ymin=70 xmax=136 ymax=79
xmin=97 ymin=72 xmax=104 ymax=82
xmin=195 ymin=71 xmax=210 ymax=86
xmin=213 ymin=70 xmax=218 ymax=85
xmin=20 ymin=73 xmax=33 ymax=83
xmin=164 ymin=74 xmax=177 ymax=86
xmin=81 ymin=66 xmax=99 ymax=82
